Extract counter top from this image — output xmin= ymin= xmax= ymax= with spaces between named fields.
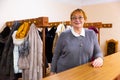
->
xmin=42 ymin=52 xmax=120 ymax=80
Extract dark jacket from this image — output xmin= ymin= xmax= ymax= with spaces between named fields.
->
xmin=0 ymin=22 xmax=21 ymax=80
xmin=0 ymin=26 xmax=10 ymax=61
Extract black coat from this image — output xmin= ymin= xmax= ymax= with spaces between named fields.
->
xmin=0 ymin=22 xmax=21 ymax=80
xmin=0 ymin=26 xmax=10 ymax=61
xmin=45 ymin=27 xmax=57 ymax=63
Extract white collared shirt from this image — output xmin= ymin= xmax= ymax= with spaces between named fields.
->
xmin=71 ymin=27 xmax=85 ymax=37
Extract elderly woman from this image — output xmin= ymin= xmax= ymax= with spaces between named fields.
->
xmin=50 ymin=8 xmax=103 ymax=75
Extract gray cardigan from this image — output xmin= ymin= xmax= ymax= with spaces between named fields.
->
xmin=51 ymin=29 xmax=103 ymax=73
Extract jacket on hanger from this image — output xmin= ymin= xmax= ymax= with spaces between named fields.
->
xmin=0 ymin=21 xmax=22 ymax=80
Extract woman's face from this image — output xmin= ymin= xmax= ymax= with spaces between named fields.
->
xmin=71 ymin=12 xmax=85 ymax=28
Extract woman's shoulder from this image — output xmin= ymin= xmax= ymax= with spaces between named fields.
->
xmin=85 ymin=29 xmax=97 ymax=38
xmin=85 ymin=29 xmax=96 ymax=34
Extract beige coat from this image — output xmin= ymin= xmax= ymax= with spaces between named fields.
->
xmin=52 ymin=23 xmax=65 ymax=54
xmin=22 ymin=23 xmax=43 ymax=80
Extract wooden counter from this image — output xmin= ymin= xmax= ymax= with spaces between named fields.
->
xmin=42 ymin=52 xmax=120 ymax=80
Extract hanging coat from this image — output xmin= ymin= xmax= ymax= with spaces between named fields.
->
xmin=0 ymin=21 xmax=22 ymax=80
xmin=22 ymin=23 xmax=43 ymax=80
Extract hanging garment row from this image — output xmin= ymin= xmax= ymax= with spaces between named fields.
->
xmin=0 ymin=21 xmax=43 ymax=80
xmin=45 ymin=23 xmax=71 ymax=63
xmin=0 ymin=21 xmax=71 ymax=80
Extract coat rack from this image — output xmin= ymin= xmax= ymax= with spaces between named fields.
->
xmin=6 ymin=17 xmax=112 ymax=78
xmin=49 ymin=21 xmax=112 ymax=44
xmin=6 ymin=17 xmax=49 ymax=78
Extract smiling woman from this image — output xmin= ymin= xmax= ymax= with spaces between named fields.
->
xmin=50 ymin=8 xmax=103 ymax=75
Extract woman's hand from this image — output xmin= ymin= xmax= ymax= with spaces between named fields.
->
xmin=91 ymin=57 xmax=103 ymax=68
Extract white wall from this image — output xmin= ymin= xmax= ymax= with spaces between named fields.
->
xmin=80 ymin=0 xmax=120 ymax=6
xmin=0 ymin=0 xmax=79 ymax=31
xmin=0 ymin=0 xmax=120 ymax=56
xmin=82 ymin=2 xmax=120 ymax=56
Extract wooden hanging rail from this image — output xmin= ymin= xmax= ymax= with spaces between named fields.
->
xmin=49 ymin=21 xmax=71 ymax=27
xmin=6 ymin=17 xmax=50 ymax=28
xmin=49 ymin=21 xmax=112 ymax=28
xmin=6 ymin=18 xmax=37 ymax=27
xmin=49 ymin=21 xmax=112 ymax=44
xmin=6 ymin=19 xmax=112 ymax=28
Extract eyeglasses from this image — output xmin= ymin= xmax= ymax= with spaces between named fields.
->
xmin=71 ymin=16 xmax=84 ymax=20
